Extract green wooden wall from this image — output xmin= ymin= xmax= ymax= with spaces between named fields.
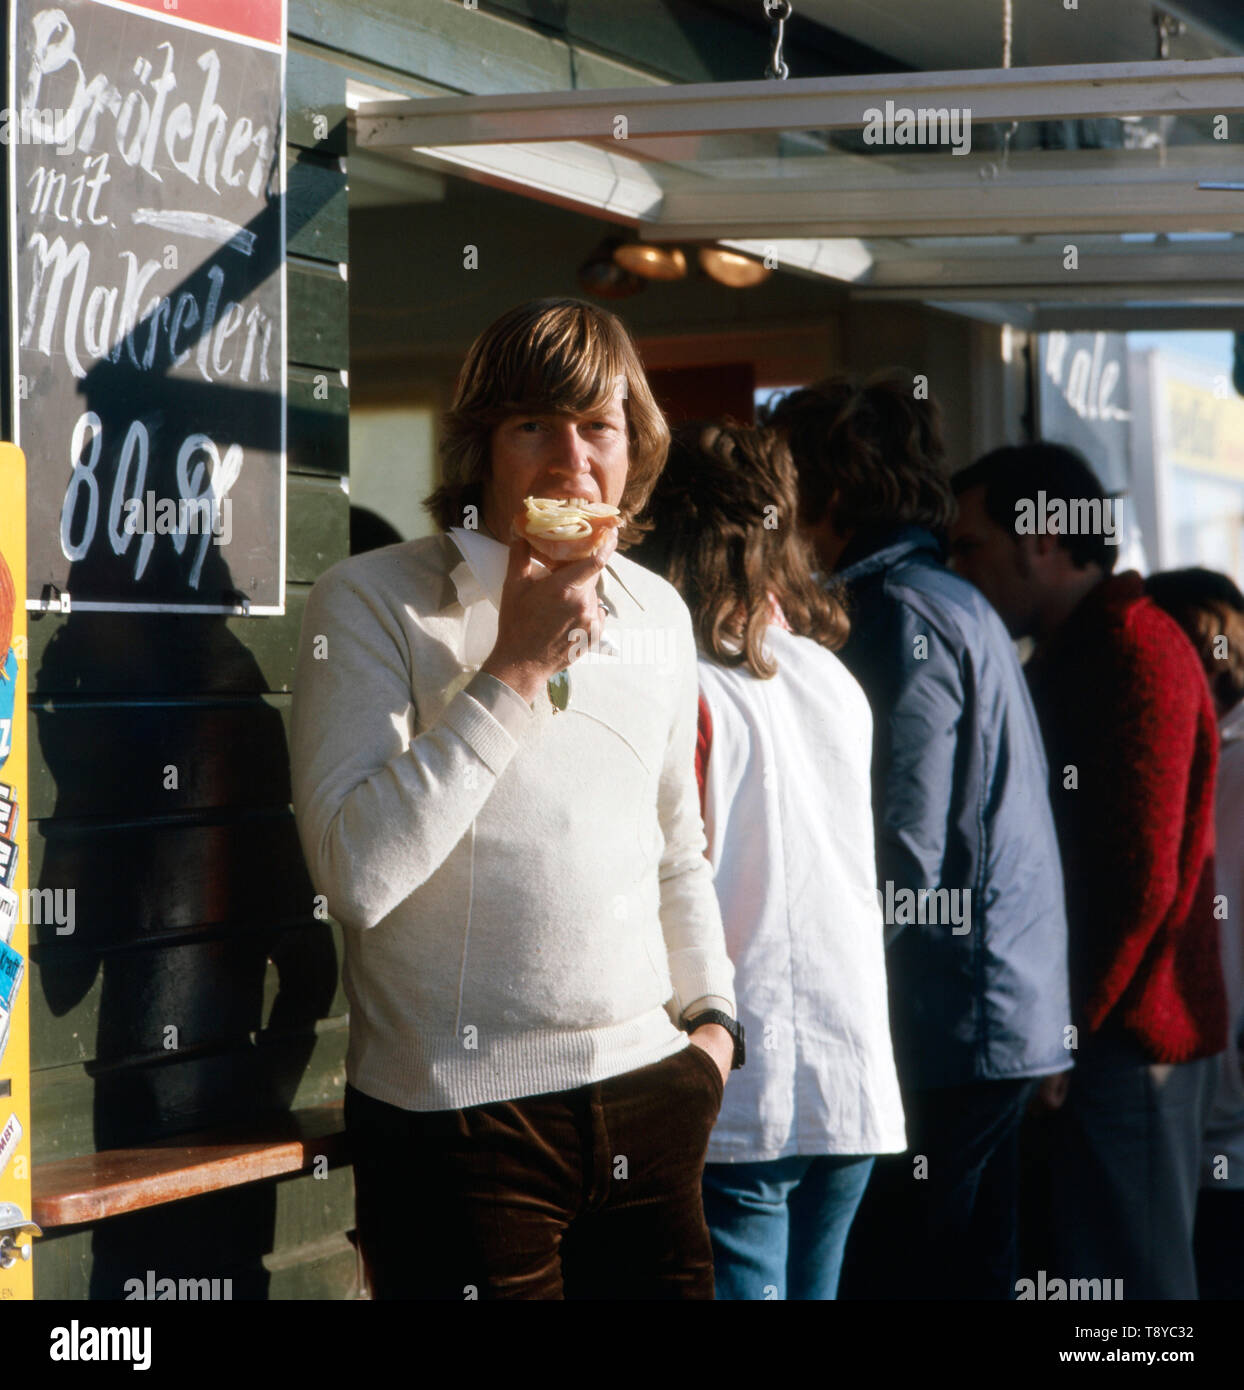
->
xmin=28 ymin=38 xmax=354 ymax=1302
xmin=24 ymin=0 xmax=867 ymax=1300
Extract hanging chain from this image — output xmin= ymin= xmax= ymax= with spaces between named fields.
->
xmin=763 ymin=0 xmax=792 ymax=80
xmin=1000 ymin=0 xmax=1018 ymax=171
xmin=1151 ymin=10 xmax=1183 ymax=168
xmin=1154 ymin=10 xmax=1186 ymax=60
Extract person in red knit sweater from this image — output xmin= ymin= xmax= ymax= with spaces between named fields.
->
xmin=948 ymin=442 xmax=1227 ymax=1299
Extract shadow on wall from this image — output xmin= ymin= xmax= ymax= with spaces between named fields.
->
xmin=31 ymin=533 xmax=338 ymax=1297
xmin=350 ymin=506 xmax=404 ymax=555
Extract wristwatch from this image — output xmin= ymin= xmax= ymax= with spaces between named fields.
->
xmin=681 ymin=1009 xmax=746 ymax=1070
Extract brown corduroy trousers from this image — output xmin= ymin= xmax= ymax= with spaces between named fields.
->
xmin=345 ymin=1043 xmax=724 ymax=1300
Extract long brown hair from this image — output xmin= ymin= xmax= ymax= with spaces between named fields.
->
xmin=764 ymin=370 xmax=953 ymax=537
xmin=424 ymin=298 xmax=669 ymax=548
xmin=634 ymin=421 xmax=849 ymax=679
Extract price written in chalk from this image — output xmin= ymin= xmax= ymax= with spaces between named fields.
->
xmin=60 ymin=412 xmax=240 ymax=587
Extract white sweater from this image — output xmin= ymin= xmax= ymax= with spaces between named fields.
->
xmin=699 ymin=627 xmax=907 ymax=1161
xmin=289 ymin=530 xmax=735 ymax=1111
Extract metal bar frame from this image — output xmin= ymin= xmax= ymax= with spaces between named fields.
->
xmin=355 ymin=57 xmax=1244 ymax=147
xmin=349 ymin=63 xmax=1244 ymax=308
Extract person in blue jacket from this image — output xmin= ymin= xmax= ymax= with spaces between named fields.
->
xmin=766 ymin=373 xmax=1072 ymax=1300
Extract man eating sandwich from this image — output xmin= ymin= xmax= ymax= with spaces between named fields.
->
xmin=290 ymin=297 xmax=741 ymax=1300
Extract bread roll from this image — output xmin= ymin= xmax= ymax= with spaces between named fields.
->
xmin=515 ymin=496 xmax=620 ymax=565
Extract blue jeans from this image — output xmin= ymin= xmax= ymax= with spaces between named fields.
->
xmin=701 ymin=1155 xmax=875 ymax=1300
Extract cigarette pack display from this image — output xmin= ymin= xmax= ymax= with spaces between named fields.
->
xmin=0 ymin=942 xmax=22 ymax=1012
xmin=0 ymin=941 xmax=22 ymax=1068
xmin=0 ymin=1112 xmax=21 ymax=1178
xmin=0 ymin=837 xmax=15 ymax=889
xmin=0 ymin=886 xmax=16 ymax=947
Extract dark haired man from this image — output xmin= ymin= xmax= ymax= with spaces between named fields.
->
xmin=769 ymin=375 xmax=1072 ymax=1300
xmin=291 ymin=300 xmax=741 ymax=1299
xmin=950 ymin=442 xmax=1227 ymax=1299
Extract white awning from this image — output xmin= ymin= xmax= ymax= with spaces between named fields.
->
xmin=351 ymin=58 xmax=1244 ymax=327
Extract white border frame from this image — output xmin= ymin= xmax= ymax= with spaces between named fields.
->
xmin=7 ymin=0 xmax=288 ymax=616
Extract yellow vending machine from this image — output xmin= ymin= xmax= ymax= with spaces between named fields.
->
xmin=0 ymin=442 xmax=35 ymax=1300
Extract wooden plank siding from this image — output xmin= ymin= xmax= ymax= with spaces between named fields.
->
xmin=28 ymin=34 xmax=354 ymax=1301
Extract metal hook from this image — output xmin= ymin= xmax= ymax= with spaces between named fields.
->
xmin=1154 ymin=9 xmax=1186 ymax=60
xmin=764 ymin=0 xmax=792 ymax=80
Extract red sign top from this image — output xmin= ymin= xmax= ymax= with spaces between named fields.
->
xmin=107 ymin=0 xmax=284 ymax=49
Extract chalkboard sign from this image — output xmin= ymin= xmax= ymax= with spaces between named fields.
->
xmin=7 ymin=0 xmax=286 ymax=613
xmin=1038 ymin=331 xmax=1133 ymax=496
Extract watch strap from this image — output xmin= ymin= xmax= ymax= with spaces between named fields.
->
xmin=681 ymin=1008 xmax=746 ymax=1070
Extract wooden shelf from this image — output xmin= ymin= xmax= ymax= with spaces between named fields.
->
xmin=32 ymin=1103 xmax=347 ymax=1228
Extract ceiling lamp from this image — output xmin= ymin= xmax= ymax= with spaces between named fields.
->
xmin=613 ymin=242 xmax=688 ymax=281
xmin=577 ymin=237 xmax=647 ymax=298
xmin=699 ymin=246 xmax=771 ymax=288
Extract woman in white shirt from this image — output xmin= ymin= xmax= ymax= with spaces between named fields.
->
xmin=634 ymin=421 xmax=906 ymax=1300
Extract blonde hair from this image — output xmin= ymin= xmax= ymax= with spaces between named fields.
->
xmin=424 ymin=298 xmax=669 ymax=548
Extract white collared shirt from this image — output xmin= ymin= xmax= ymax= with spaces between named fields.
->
xmin=700 ymin=625 xmax=907 ymax=1160
xmin=447 ymin=525 xmax=622 ymax=657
